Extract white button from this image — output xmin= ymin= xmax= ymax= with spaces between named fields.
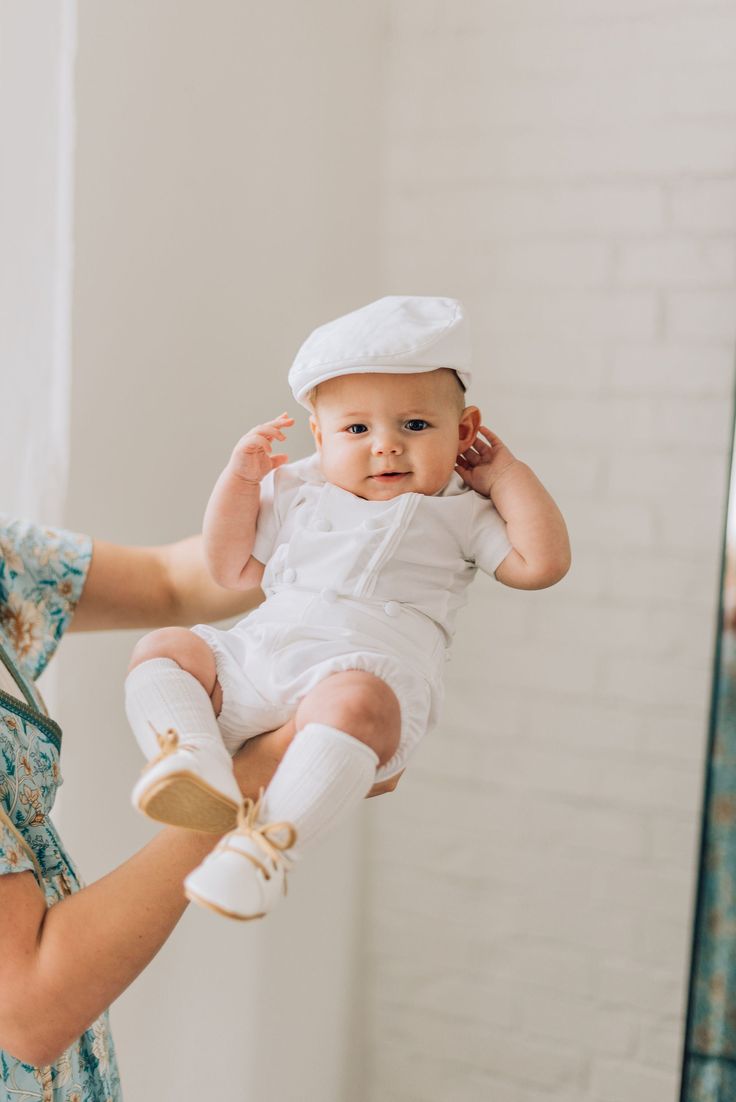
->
xmin=444 ymin=651 xmax=452 ymax=663
xmin=283 ymin=568 xmax=297 ymax=583
xmin=362 ymin=516 xmax=385 ymax=530
xmin=314 ymin=517 xmax=332 ymax=532
xmin=321 ymin=588 xmax=338 ymax=603
xmin=383 ymin=601 xmax=401 ymax=617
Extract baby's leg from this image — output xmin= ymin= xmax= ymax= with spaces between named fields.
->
xmin=125 ymin=628 xmax=241 ymax=832
xmin=259 ymin=670 xmax=400 ymax=858
xmin=295 ymin=670 xmax=401 ymax=766
xmin=184 ymin=670 xmax=399 ymax=919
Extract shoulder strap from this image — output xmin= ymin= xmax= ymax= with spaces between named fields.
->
xmin=0 ymin=663 xmax=25 ymax=702
xmin=0 ymin=646 xmax=47 ymax=886
xmin=0 ymin=635 xmax=42 ymax=711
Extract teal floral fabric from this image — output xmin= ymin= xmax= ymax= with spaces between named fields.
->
xmin=0 ymin=516 xmax=122 ymax=1101
xmin=0 ymin=519 xmax=90 ymax=684
xmin=681 ymin=622 xmax=736 ymax=1099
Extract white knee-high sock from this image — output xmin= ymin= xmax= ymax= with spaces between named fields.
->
xmin=125 ymin=657 xmax=229 ymax=762
xmin=259 ymin=723 xmax=379 ymax=860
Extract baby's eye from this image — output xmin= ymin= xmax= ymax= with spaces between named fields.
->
xmin=405 ymin=419 xmax=430 ymax=432
xmin=346 ymin=423 xmax=368 ymax=434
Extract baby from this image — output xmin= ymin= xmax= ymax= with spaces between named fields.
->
xmin=124 ymin=295 xmax=570 ymax=921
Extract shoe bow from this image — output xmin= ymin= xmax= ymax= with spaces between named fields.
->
xmin=233 ymin=792 xmax=297 ymax=871
xmin=142 ymin=724 xmax=194 ymax=772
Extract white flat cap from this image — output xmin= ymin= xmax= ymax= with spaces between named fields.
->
xmin=289 ymin=295 xmax=471 ymax=408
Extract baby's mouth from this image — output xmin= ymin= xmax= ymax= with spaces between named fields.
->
xmin=371 ymin=471 xmax=408 ymax=480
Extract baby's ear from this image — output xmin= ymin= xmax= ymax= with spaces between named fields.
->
xmin=309 ymin=416 xmax=322 ymax=450
xmin=458 ymin=406 xmax=481 ymax=450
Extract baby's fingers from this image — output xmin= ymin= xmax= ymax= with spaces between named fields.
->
xmin=270 ymin=412 xmax=295 ymax=432
xmin=476 ymin=426 xmax=503 ymax=448
xmin=238 ymin=412 xmax=293 ymax=452
xmin=252 ymin=413 xmax=295 ymax=443
xmin=240 ymin=431 xmax=274 ymax=453
xmin=457 ymin=446 xmax=483 ymax=467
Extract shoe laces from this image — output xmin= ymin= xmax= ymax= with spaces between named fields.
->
xmin=142 ymin=724 xmax=195 ymax=772
xmin=229 ymin=790 xmax=297 ymax=877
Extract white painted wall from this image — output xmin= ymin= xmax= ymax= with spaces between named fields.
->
xmin=363 ymin=4 xmax=736 ymax=1101
xmin=0 ymin=1 xmax=76 ymax=523
xmin=58 ymin=3 xmax=382 ymax=1100
xmin=48 ymin=2 xmax=736 ymax=1100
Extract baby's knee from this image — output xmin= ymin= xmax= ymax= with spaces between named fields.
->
xmin=128 ymin=627 xmax=215 ymax=688
xmin=298 ymin=672 xmax=401 ymax=766
xmin=349 ymin=678 xmax=401 ymax=766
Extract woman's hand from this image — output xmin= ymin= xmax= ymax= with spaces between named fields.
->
xmin=366 ymin=770 xmax=404 ymax=798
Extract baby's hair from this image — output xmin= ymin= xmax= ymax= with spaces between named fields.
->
xmin=447 ymin=370 xmax=467 ymax=413
xmin=308 ymin=369 xmax=467 ymax=414
xmin=305 ymin=385 xmax=319 ymax=409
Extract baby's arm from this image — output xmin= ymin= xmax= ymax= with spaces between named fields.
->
xmin=457 ymin=427 xmax=571 ymax=590
xmin=203 ymin=413 xmax=293 ymax=589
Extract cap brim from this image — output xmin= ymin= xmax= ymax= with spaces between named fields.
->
xmin=294 ymin=363 xmax=472 ymax=408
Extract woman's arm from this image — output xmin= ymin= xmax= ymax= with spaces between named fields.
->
xmin=0 ymin=829 xmax=215 ymax=1066
xmin=69 ymin=536 xmax=264 ymax=633
xmin=0 ymin=725 xmax=289 ymax=1067
xmin=0 ymin=718 xmax=400 ymax=1067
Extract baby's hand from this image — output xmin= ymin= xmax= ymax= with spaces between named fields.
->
xmin=455 ymin=426 xmax=518 ymax=499
xmin=229 ymin=413 xmax=294 ymax=484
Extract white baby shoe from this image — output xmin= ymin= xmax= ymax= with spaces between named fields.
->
xmin=184 ymin=796 xmax=297 ymax=921
xmin=132 ymin=726 xmax=242 ymax=834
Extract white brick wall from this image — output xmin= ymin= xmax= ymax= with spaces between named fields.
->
xmin=364 ymin=3 xmax=736 ymax=1099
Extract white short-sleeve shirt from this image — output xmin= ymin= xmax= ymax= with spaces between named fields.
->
xmin=252 ymin=453 xmax=511 ymax=645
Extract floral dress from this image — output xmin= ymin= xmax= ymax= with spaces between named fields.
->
xmin=0 ymin=517 xmax=122 ymax=1101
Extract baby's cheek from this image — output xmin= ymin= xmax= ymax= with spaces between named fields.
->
xmin=424 ymin=456 xmax=458 ymax=495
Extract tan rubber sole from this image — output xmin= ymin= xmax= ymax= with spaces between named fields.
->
xmin=138 ymin=771 xmax=239 ymax=834
xmin=184 ymin=886 xmax=266 ymax=922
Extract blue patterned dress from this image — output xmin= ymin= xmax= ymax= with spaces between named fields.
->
xmin=0 ymin=517 xmax=122 ymax=1101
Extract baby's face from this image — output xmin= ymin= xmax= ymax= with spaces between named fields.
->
xmin=309 ymin=369 xmax=480 ymax=500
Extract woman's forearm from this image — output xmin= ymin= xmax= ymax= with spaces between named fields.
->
xmin=70 ymin=537 xmax=263 ymax=632
xmin=2 ymin=827 xmax=216 ymax=1066
xmin=28 ymin=826 xmax=215 ymax=1063
xmin=3 ymin=728 xmax=294 ymax=1066
xmin=2 ymin=713 xmax=397 ymax=1066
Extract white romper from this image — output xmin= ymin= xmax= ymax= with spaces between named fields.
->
xmin=193 ymin=453 xmax=512 ymax=781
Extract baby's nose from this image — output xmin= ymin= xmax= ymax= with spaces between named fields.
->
xmin=371 ymin=434 xmax=402 ymax=455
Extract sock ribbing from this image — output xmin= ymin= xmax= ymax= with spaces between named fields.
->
xmin=260 ymin=722 xmax=379 ymax=859
xmin=124 ymin=657 xmax=227 ymax=761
